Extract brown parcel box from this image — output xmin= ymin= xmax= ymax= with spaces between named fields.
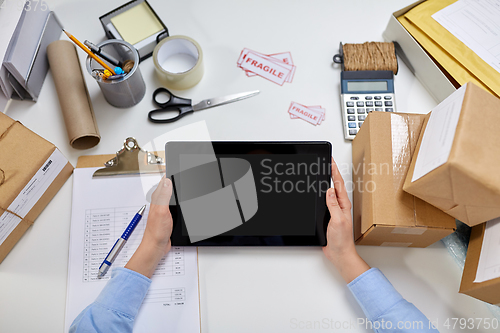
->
xmin=460 ymin=222 xmax=500 ymax=305
xmin=404 ymin=83 xmax=500 ymax=227
xmin=0 ymin=113 xmax=73 ymax=264
xmin=352 ymin=112 xmax=455 ymax=247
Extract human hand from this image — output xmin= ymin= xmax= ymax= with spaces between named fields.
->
xmin=125 ymin=176 xmax=173 ymax=278
xmin=322 ymin=159 xmax=370 ymax=283
xmin=142 ymin=176 xmax=174 ymax=256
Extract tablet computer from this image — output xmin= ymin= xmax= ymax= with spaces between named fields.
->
xmin=166 ymin=141 xmax=332 ymax=246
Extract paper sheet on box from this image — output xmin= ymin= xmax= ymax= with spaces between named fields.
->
xmin=432 ymin=0 xmax=500 ymax=75
xmin=411 ymin=84 xmax=467 ymax=182
xmin=474 ymin=218 xmax=500 ymax=283
xmin=401 ymin=0 xmax=500 ymax=98
xmin=397 ymin=15 xmax=495 ymax=96
xmin=0 ymin=149 xmax=67 ymax=245
xmin=65 ymin=168 xmax=200 ymax=333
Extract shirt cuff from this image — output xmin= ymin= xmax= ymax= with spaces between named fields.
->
xmin=95 ymin=267 xmax=151 ymax=319
xmin=347 ymin=267 xmax=404 ymax=321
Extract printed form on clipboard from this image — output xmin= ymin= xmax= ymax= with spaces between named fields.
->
xmin=65 ymin=154 xmax=200 ymax=332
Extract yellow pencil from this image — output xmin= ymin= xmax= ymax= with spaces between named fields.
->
xmin=63 ymin=30 xmax=116 ymax=75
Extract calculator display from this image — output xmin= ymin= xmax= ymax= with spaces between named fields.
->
xmin=347 ymin=81 xmax=388 ymax=92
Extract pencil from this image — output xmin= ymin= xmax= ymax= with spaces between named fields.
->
xmin=63 ymin=30 xmax=116 ymax=75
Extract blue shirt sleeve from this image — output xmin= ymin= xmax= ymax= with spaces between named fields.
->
xmin=69 ymin=267 xmax=151 ymax=333
xmin=348 ymin=268 xmax=439 ymax=333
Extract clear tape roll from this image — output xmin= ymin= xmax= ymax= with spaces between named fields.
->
xmin=153 ymin=35 xmax=204 ymax=90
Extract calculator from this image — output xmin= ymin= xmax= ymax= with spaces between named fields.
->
xmin=340 ymin=70 xmax=396 ymax=140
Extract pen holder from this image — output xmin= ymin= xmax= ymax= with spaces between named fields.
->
xmin=85 ymin=39 xmax=145 ymax=108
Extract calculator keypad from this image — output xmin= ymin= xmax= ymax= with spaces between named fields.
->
xmin=342 ymin=93 xmax=396 ymax=140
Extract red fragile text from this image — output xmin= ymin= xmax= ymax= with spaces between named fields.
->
xmin=292 ymin=106 xmax=318 ymax=121
xmin=245 ymin=57 xmax=284 ymax=78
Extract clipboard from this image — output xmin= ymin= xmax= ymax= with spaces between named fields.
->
xmin=76 ymin=137 xmax=165 ymax=176
xmin=66 ymin=136 xmax=202 ymax=333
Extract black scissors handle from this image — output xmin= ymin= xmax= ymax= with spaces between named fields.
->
xmin=152 ymin=87 xmax=191 ymax=108
xmin=148 ymin=105 xmax=194 ymax=123
xmin=148 ymin=87 xmax=194 ymax=123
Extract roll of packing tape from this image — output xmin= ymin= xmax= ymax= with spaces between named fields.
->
xmin=153 ymin=35 xmax=204 ymax=90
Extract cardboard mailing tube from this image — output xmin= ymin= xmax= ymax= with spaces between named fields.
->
xmin=47 ymin=40 xmax=100 ymax=149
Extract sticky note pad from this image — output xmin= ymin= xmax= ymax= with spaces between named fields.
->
xmin=110 ymin=2 xmax=163 ymax=45
xmin=100 ymin=0 xmax=167 ymax=60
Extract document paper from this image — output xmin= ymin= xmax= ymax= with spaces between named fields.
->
xmin=411 ymin=84 xmax=467 ymax=182
xmin=474 ymin=218 xmax=500 ymax=283
xmin=432 ymin=0 xmax=500 ymax=74
xmin=0 ymin=149 xmax=67 ymax=245
xmin=65 ymin=168 xmax=200 ymax=333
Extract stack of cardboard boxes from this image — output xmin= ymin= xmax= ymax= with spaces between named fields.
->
xmin=353 ymin=82 xmax=500 ymax=305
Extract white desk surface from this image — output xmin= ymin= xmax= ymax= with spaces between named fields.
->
xmin=0 ymin=0 xmax=497 ymax=332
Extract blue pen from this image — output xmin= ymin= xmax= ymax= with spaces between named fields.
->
xmin=98 ymin=205 xmax=146 ymax=278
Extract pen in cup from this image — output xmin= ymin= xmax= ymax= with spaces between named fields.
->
xmin=64 ymin=30 xmax=126 ymax=78
xmin=98 ymin=205 xmax=146 ymax=278
xmin=84 ymin=40 xmax=122 ymax=68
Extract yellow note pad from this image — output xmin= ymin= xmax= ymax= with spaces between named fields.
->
xmin=110 ymin=2 xmax=163 ymax=45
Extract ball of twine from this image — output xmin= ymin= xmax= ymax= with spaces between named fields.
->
xmin=343 ymin=42 xmax=397 ymax=74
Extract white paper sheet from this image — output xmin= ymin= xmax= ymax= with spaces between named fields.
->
xmin=65 ymin=168 xmax=200 ymax=333
xmin=0 ymin=149 xmax=67 ymax=245
xmin=474 ymin=218 xmax=500 ymax=283
xmin=432 ymin=0 xmax=500 ymax=74
xmin=411 ymin=84 xmax=467 ymax=182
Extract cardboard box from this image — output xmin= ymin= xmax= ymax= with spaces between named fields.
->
xmin=404 ymin=83 xmax=500 ymax=226
xmin=352 ymin=112 xmax=455 ymax=247
xmin=383 ymin=0 xmax=456 ymax=103
xmin=0 ymin=113 xmax=73 ymax=263
xmin=460 ymin=221 xmax=500 ymax=305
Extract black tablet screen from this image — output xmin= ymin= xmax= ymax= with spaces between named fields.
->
xmin=166 ymin=142 xmax=331 ymax=246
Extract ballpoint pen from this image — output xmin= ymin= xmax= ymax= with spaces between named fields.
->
xmin=84 ymin=40 xmax=122 ymax=68
xmin=98 ymin=205 xmax=146 ymax=278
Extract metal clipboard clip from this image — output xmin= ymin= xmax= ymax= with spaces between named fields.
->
xmin=92 ymin=137 xmax=165 ymax=178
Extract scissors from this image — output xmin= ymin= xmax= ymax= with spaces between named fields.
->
xmin=148 ymin=87 xmax=260 ymax=123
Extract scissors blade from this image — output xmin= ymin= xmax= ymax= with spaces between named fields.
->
xmin=192 ymin=90 xmax=260 ymax=111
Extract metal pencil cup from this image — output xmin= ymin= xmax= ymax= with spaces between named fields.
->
xmin=86 ymin=39 xmax=145 ymax=108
